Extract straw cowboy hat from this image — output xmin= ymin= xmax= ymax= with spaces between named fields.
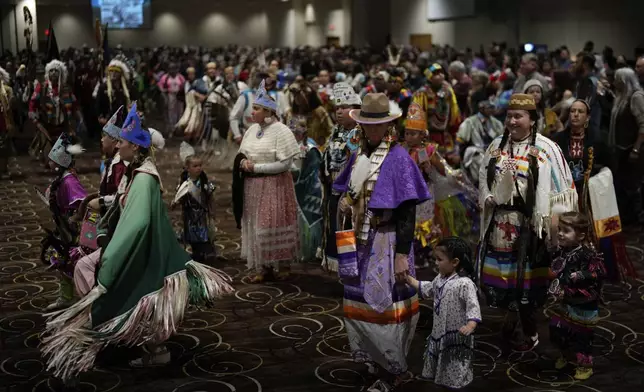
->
xmin=349 ymin=93 xmax=402 ymax=124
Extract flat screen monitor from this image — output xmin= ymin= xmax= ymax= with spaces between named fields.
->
xmin=91 ymin=0 xmax=152 ymax=29
xmin=427 ymin=0 xmax=475 ymax=21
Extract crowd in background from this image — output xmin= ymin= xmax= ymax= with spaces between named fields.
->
xmin=2 ymin=40 xmax=644 ymax=223
xmin=2 ymin=35 xmax=644 ymax=391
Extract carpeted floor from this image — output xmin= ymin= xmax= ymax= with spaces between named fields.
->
xmin=1 ymin=142 xmax=644 ymax=392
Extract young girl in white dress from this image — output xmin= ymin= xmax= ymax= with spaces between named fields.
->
xmin=406 ymin=237 xmax=481 ymax=389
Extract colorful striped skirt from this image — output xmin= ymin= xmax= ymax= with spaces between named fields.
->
xmin=343 ymin=228 xmax=419 ymax=375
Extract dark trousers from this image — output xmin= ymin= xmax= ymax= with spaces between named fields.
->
xmin=191 ymin=242 xmax=215 ymax=264
xmin=614 ymin=148 xmax=644 ymax=225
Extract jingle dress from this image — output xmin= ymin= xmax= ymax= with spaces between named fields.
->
xmin=333 ymin=142 xmax=430 ymax=375
xmin=238 ymin=121 xmax=300 ymax=271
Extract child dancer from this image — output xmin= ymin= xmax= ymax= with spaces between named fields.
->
xmin=402 ymin=103 xmax=441 ymax=268
xmin=406 ymin=237 xmax=481 ymax=389
xmin=42 ymin=133 xmax=87 ymax=310
xmin=173 ymin=154 xmax=216 ymax=263
xmin=549 ymin=212 xmax=606 ymax=380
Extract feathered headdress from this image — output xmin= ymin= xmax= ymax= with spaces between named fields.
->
xmin=254 ymin=79 xmax=277 ymax=113
xmin=107 ymin=58 xmax=131 ymax=81
xmin=48 ymin=133 xmax=84 ymax=168
xmin=106 ymin=54 xmax=132 ymax=106
xmin=45 ymin=59 xmax=68 ymax=85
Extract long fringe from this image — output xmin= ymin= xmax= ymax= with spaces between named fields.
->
xmin=40 ymin=262 xmax=233 ymax=381
xmin=423 ymin=331 xmax=474 ymax=367
xmin=535 ymin=189 xmax=578 ymax=238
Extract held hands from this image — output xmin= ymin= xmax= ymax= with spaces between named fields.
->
xmin=234 ymin=136 xmax=243 ymax=145
xmin=394 ymin=253 xmax=409 ymax=284
xmin=459 ymin=321 xmax=477 ymax=336
xmin=339 ymin=196 xmax=353 ymax=217
xmin=485 ymin=196 xmax=496 ymax=209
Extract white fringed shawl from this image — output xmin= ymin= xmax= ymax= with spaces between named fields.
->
xmin=479 ymin=133 xmax=578 ymax=240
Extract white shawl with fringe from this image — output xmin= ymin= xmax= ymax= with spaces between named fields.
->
xmin=479 ymin=133 xmax=577 ymax=241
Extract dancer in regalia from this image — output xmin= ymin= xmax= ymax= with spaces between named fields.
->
xmin=320 ymin=82 xmax=361 ymax=272
xmin=96 ymin=56 xmax=134 ymax=127
xmin=42 ymin=133 xmax=87 ymax=310
xmin=289 ymin=115 xmax=323 ymax=262
xmin=477 ymin=93 xmax=577 ymax=351
xmin=334 ymin=93 xmax=430 ymax=391
xmin=41 ymin=104 xmax=233 ymax=382
xmin=234 ymin=80 xmax=300 ymax=283
xmin=73 ymin=107 xmax=129 ymax=296
xmin=549 ymin=212 xmax=606 ymax=381
xmin=28 ymin=57 xmax=84 ymax=165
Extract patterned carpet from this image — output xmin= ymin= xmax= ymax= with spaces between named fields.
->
xmin=1 ymin=142 xmax=644 ymax=392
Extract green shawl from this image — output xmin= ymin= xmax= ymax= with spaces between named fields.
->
xmin=41 ymin=159 xmax=234 ymax=382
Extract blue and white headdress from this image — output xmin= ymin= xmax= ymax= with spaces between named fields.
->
xmin=102 ymin=105 xmax=123 ymax=139
xmin=254 ymin=79 xmax=277 ymax=113
xmin=119 ymin=102 xmax=151 ymax=148
xmin=48 ymin=133 xmax=84 ymax=168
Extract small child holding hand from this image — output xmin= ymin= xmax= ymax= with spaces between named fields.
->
xmin=406 ymin=237 xmax=481 ymax=389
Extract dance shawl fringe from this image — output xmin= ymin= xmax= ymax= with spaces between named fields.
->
xmin=40 ymin=261 xmax=234 ymax=381
xmin=424 ymin=330 xmax=474 ymax=364
xmin=537 ymin=189 xmax=579 ymax=238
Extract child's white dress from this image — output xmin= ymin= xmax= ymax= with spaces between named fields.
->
xmin=418 ymin=274 xmax=482 ymax=389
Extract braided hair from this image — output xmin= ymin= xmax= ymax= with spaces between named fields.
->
xmin=436 ymin=237 xmax=474 ymax=277
xmin=485 ymin=110 xmax=540 ymax=219
xmin=124 ymin=146 xmax=150 ymax=187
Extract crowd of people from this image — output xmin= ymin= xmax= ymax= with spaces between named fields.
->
xmin=0 ymin=36 xmax=642 ymax=391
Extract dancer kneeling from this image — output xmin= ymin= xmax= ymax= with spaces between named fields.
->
xmin=41 ymin=103 xmax=234 ymax=382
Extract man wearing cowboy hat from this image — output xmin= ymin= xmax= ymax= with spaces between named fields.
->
xmin=333 ymin=93 xmax=430 ymax=391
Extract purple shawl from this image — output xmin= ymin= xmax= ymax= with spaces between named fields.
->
xmin=333 ymin=144 xmax=430 ymax=208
